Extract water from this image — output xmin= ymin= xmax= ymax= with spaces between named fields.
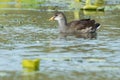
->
xmin=0 ymin=0 xmax=120 ymax=80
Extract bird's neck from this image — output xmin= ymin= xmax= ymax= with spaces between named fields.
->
xmin=57 ymin=18 xmax=68 ymax=32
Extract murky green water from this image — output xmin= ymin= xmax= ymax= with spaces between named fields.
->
xmin=0 ymin=0 xmax=120 ymax=80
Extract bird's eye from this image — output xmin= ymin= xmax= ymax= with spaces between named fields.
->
xmin=55 ymin=14 xmax=58 ymax=16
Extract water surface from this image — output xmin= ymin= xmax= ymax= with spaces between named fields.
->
xmin=0 ymin=0 xmax=120 ymax=80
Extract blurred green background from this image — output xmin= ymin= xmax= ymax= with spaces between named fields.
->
xmin=0 ymin=0 xmax=120 ymax=10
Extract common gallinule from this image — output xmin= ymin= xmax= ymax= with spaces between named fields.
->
xmin=49 ymin=12 xmax=100 ymax=39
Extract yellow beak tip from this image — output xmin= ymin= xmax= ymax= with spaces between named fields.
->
xmin=49 ymin=17 xmax=54 ymax=21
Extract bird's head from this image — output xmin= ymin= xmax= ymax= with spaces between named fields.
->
xmin=49 ymin=12 xmax=66 ymax=21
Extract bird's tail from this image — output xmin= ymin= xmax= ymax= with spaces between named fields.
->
xmin=95 ymin=23 xmax=101 ymax=30
xmin=90 ymin=23 xmax=101 ymax=33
